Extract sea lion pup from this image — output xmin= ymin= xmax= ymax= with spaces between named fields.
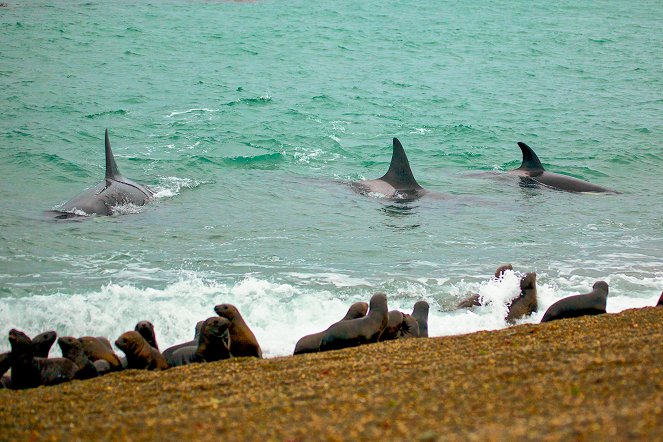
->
xmin=58 ymin=337 xmax=99 ymax=380
xmin=32 ymin=330 xmax=57 ymax=358
xmin=505 ymin=272 xmax=538 ymax=324
xmin=167 ymin=317 xmax=231 ymax=367
xmin=135 ymin=320 xmax=159 ymax=350
xmin=214 ymin=304 xmax=263 ymax=358
xmin=378 ymin=310 xmax=406 ymax=341
xmin=541 ymin=281 xmax=609 ymax=323
xmin=319 ymin=293 xmax=389 ymax=352
xmin=293 ymin=301 xmax=369 ymax=355
xmin=9 ymin=329 xmax=77 ymax=388
xmin=411 ymin=300 xmax=429 ymax=337
xmin=80 ymin=336 xmax=123 ymax=372
xmin=0 ymin=352 xmax=12 ymax=379
xmin=457 ymin=264 xmax=514 ymax=308
xmin=162 ymin=320 xmax=205 ymax=360
xmin=398 ymin=314 xmax=420 ymax=339
xmin=115 ymin=331 xmax=169 ymax=370
xmin=8 ymin=329 xmax=41 ymax=389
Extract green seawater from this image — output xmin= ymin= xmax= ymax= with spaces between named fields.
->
xmin=0 ymin=1 xmax=661 ymax=355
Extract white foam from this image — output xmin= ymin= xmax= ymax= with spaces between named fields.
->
xmin=166 ymin=108 xmax=218 ymax=118
xmin=0 ymin=272 xmax=659 ymax=358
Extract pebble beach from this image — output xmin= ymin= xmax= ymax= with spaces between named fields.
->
xmin=2 ymin=306 xmax=662 ymax=441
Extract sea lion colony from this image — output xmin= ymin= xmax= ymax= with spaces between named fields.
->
xmin=2 ymin=277 xmax=661 ymax=391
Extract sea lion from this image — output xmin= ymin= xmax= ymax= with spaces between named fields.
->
xmin=541 ymin=281 xmax=609 ymax=323
xmin=8 ymin=329 xmax=77 ymax=388
xmin=657 ymin=291 xmax=663 ymax=307
xmin=162 ymin=321 xmax=205 ymax=360
xmin=80 ymin=336 xmax=123 ymax=371
xmin=319 ymin=293 xmax=389 ymax=352
xmin=411 ymin=300 xmax=429 ymax=338
xmin=167 ymin=317 xmax=231 ymax=367
xmin=115 ymin=331 xmax=169 ymax=370
xmin=505 ymin=272 xmax=538 ymax=324
xmin=0 ymin=352 xmax=11 ymax=378
xmin=398 ymin=314 xmax=420 ymax=339
xmin=32 ymin=330 xmax=57 ymax=358
xmin=457 ymin=265 xmax=514 ymax=309
xmin=293 ymin=301 xmax=369 ymax=355
xmin=378 ymin=310 xmax=406 ymax=341
xmin=135 ymin=321 xmax=159 ymax=350
xmin=58 ymin=337 xmax=99 ymax=380
xmin=214 ymin=304 xmax=262 ymax=358
xmin=8 ymin=329 xmax=41 ymax=389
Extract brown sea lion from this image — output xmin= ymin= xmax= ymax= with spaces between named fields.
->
xmin=657 ymin=291 xmax=663 ymax=307
xmin=293 ymin=301 xmax=369 ymax=355
xmin=58 ymin=337 xmax=99 ymax=380
xmin=319 ymin=293 xmax=389 ymax=352
xmin=457 ymin=264 xmax=514 ymax=308
xmin=32 ymin=330 xmax=57 ymax=358
xmin=115 ymin=331 xmax=169 ymax=370
xmin=8 ymin=329 xmax=41 ymax=389
xmin=80 ymin=336 xmax=123 ymax=371
xmin=378 ymin=310 xmax=406 ymax=341
xmin=214 ymin=304 xmax=262 ymax=358
xmin=398 ymin=314 xmax=420 ymax=339
xmin=411 ymin=300 xmax=429 ymax=338
xmin=93 ymin=359 xmax=112 ymax=375
xmin=0 ymin=352 xmax=12 ymax=378
xmin=35 ymin=356 xmax=78 ymax=386
xmin=134 ymin=321 xmax=159 ymax=350
xmin=162 ymin=320 xmax=205 ymax=360
xmin=9 ymin=329 xmax=77 ymax=388
xmin=541 ymin=281 xmax=609 ymax=323
xmin=167 ymin=317 xmax=231 ymax=367
xmin=505 ymin=272 xmax=538 ymax=324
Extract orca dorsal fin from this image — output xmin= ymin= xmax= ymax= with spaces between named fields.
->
xmin=379 ymin=138 xmax=422 ymax=189
xmin=517 ymin=142 xmax=545 ymax=173
xmin=105 ymin=129 xmax=121 ymax=180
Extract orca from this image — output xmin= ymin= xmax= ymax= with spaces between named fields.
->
xmin=52 ymin=129 xmax=153 ymax=217
xmin=509 ymin=142 xmax=617 ymax=193
xmin=351 ymin=138 xmax=426 ymax=200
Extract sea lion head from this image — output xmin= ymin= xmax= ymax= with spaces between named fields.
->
xmin=134 ymin=321 xmax=158 ymax=349
xmin=115 ymin=331 xmax=146 ymax=353
xmin=412 ymin=300 xmax=429 ymax=319
xmin=57 ymin=336 xmax=81 ymax=355
xmin=593 ymin=281 xmax=609 ymax=296
xmin=32 ymin=330 xmax=58 ymax=358
xmin=494 ymin=264 xmax=513 ymax=278
xmin=214 ymin=303 xmax=240 ymax=321
xmin=368 ymin=293 xmax=388 ymax=315
xmin=346 ymin=302 xmax=369 ymax=319
xmin=520 ymin=272 xmax=537 ymax=291
xmin=8 ymin=329 xmax=32 ymax=352
xmin=202 ymin=317 xmax=230 ymax=339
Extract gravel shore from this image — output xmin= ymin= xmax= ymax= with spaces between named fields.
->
xmin=2 ymin=306 xmax=662 ymax=441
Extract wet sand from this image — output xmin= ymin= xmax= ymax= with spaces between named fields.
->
xmin=2 ymin=307 xmax=662 ymax=441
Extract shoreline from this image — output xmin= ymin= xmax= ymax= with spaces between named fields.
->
xmin=2 ymin=307 xmax=662 ymax=441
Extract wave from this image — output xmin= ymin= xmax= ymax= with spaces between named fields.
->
xmin=1 ymin=271 xmax=658 ymax=358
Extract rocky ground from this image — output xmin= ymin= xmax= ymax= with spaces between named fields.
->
xmin=2 ymin=307 xmax=662 ymax=441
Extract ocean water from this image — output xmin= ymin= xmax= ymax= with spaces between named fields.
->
xmin=1 ymin=0 xmax=662 ymax=357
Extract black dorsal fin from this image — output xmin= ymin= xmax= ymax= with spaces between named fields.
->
xmin=517 ymin=142 xmax=545 ymax=173
xmin=105 ymin=129 xmax=121 ymax=180
xmin=379 ymin=138 xmax=422 ymax=189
